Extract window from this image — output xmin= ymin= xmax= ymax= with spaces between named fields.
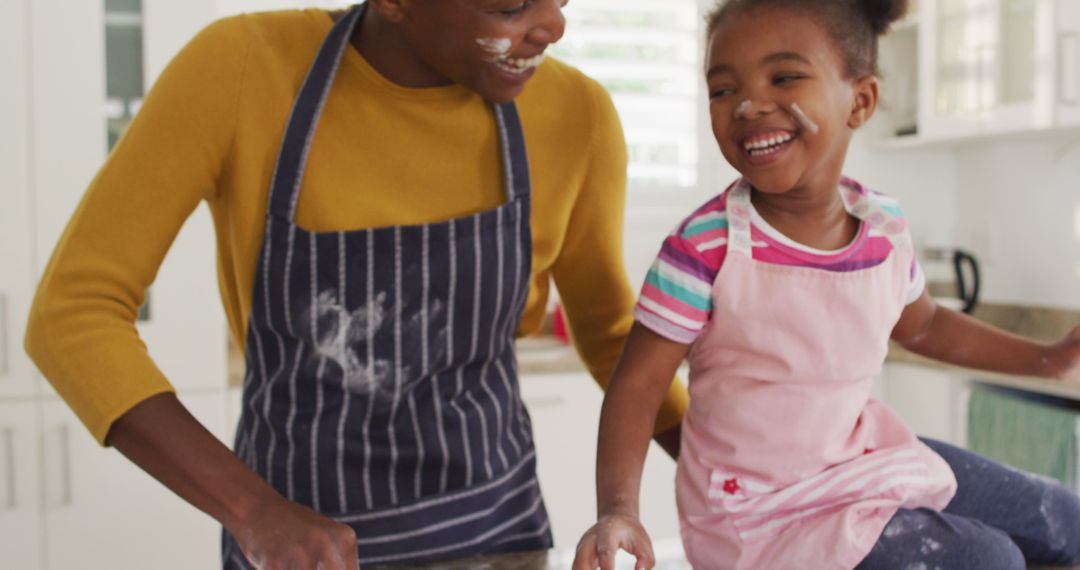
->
xmin=104 ymin=0 xmax=151 ymax=321
xmin=552 ymin=0 xmax=705 ymax=190
xmin=104 ymin=0 xmax=144 ymax=151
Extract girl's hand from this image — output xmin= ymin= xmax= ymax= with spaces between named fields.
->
xmin=230 ymin=493 xmax=360 ymax=570
xmin=1047 ymin=324 xmax=1080 ymax=382
xmin=572 ymin=513 xmax=655 ymax=570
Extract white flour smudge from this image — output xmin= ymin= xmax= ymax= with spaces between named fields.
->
xmin=307 ymin=290 xmax=448 ymax=397
xmin=476 ymin=37 xmax=512 ymax=62
xmin=310 ymin=290 xmax=391 ymax=396
xmin=734 ymin=99 xmax=752 ymax=119
xmin=790 ymin=102 xmax=820 ymax=134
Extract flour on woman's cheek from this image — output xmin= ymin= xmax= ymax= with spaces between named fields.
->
xmin=476 ymin=37 xmax=512 ymax=61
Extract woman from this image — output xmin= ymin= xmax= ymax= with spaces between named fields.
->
xmin=24 ymin=1 xmax=687 ymax=568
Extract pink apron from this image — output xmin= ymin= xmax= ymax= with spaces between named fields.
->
xmin=676 ymin=180 xmax=957 ymax=569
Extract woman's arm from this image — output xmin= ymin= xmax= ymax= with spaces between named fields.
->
xmin=109 ymin=394 xmax=359 ymax=569
xmin=891 ymin=292 xmax=1080 ymax=380
xmin=548 ymin=78 xmax=688 ymax=459
xmin=26 ymin=17 xmax=361 ymax=569
xmin=573 ymin=324 xmax=690 ymax=570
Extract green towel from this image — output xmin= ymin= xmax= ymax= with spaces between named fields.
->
xmin=967 ymin=384 xmax=1078 ymax=488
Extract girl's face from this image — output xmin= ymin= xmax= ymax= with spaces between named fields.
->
xmin=705 ymin=5 xmax=877 ymax=196
xmin=388 ymin=0 xmax=567 ymax=103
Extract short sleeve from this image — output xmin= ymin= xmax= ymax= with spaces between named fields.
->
xmin=634 ymin=229 xmax=720 ymax=344
xmin=906 ymin=256 xmax=926 ymax=305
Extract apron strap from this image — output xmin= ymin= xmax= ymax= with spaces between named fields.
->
xmin=725 ymin=179 xmax=754 ymax=256
xmin=267 ymin=3 xmax=532 ymax=222
xmin=268 ymin=3 xmax=364 ymax=221
xmin=493 ymin=103 xmax=531 ymax=201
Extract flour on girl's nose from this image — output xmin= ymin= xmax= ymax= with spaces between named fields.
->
xmin=734 ymin=100 xmax=752 ymax=118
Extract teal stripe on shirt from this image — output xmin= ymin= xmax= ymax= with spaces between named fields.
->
xmin=646 ymin=270 xmax=712 ymax=311
xmin=878 ymin=203 xmax=904 ymax=218
xmin=682 ymin=217 xmax=729 ymax=239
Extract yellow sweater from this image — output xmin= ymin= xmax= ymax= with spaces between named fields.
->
xmin=25 ymin=9 xmax=687 ymax=445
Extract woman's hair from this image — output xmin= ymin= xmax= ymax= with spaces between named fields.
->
xmin=705 ymin=0 xmax=910 ymax=78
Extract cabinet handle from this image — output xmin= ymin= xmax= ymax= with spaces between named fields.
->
xmin=1 ymin=427 xmax=14 ymax=510
xmin=0 ymin=293 xmax=8 ymax=376
xmin=48 ymin=425 xmax=72 ymax=508
xmin=979 ymin=44 xmax=996 ymax=114
xmin=1061 ymin=32 xmax=1079 ymax=106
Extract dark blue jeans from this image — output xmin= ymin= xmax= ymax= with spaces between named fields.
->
xmin=856 ymin=438 xmax=1080 ymax=569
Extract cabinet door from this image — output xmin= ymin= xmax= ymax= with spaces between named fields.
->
xmin=0 ymin=0 xmax=37 ymax=399
xmin=30 ymin=0 xmax=227 ymax=394
xmin=982 ymin=0 xmax=1052 ymax=133
xmin=133 ymin=205 xmax=228 ymax=392
xmin=921 ymin=0 xmax=1049 ymax=138
xmin=0 ymin=402 xmax=44 ymax=570
xmin=41 ymin=393 xmax=227 ymax=570
xmin=30 ymin=0 xmax=108 ymax=280
xmin=1056 ymin=0 xmax=1080 ymax=126
xmin=883 ymin=362 xmax=969 ymax=446
xmin=521 ymin=372 xmax=681 ymax=554
xmin=921 ymin=0 xmax=987 ymax=138
xmin=129 ymin=0 xmax=227 ymax=392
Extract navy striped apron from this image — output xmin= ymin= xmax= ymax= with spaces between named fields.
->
xmin=223 ymin=4 xmax=551 ymax=566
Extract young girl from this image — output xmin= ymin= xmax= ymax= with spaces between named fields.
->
xmin=572 ymin=0 xmax=1080 ymax=568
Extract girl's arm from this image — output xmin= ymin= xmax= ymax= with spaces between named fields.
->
xmin=573 ymin=324 xmax=690 ymax=570
xmin=891 ymin=292 xmax=1080 ymax=381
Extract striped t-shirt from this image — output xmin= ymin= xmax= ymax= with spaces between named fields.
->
xmin=635 ymin=177 xmax=925 ymax=344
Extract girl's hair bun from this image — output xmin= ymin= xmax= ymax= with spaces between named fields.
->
xmin=862 ymin=0 xmax=911 ymax=35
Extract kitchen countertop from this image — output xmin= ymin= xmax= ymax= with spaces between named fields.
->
xmin=230 ymin=302 xmax=1080 ymax=393
xmin=887 ymin=301 xmax=1080 ymax=400
xmin=517 ymin=302 xmax=1080 ymax=399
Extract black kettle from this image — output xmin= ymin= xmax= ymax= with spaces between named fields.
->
xmin=951 ymin=249 xmax=980 ymax=314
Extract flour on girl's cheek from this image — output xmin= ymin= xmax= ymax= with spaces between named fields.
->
xmin=476 ymin=37 xmax=512 ymax=61
xmin=790 ymin=102 xmax=820 ymax=134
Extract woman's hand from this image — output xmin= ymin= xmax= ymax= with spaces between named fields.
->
xmin=1047 ymin=324 xmax=1080 ymax=382
xmin=572 ymin=512 xmax=655 ymax=570
xmin=230 ymin=493 xmax=360 ymax=570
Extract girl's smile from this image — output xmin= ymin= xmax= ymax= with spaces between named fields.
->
xmin=740 ymin=128 xmax=796 ymax=166
xmin=704 ymin=4 xmax=878 ymax=197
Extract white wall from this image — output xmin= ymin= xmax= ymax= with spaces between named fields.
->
xmin=847 ymin=128 xmax=1080 ymax=311
xmin=952 ymin=132 xmax=1080 ymax=309
xmin=846 ymin=131 xmax=959 ymax=250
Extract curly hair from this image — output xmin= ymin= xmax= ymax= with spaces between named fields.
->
xmin=705 ymin=0 xmax=911 ymax=78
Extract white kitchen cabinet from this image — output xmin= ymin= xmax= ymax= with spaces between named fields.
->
xmin=40 ymin=393 xmax=227 ymax=570
xmin=1054 ymin=0 xmax=1080 ymax=126
xmin=27 ymin=0 xmax=227 ymax=394
xmin=0 ymin=0 xmax=38 ymax=400
xmin=882 ymin=362 xmax=970 ymax=446
xmin=29 ymin=0 xmax=108 ymax=286
xmin=921 ymin=0 xmax=1080 ymax=138
xmin=877 ymin=0 xmax=1079 ymax=145
xmin=919 ymin=0 xmax=1049 ymax=139
xmin=521 ymin=372 xmax=681 ymax=553
xmin=876 ymin=13 xmax=921 ymax=143
xmin=0 ymin=401 xmax=45 ymax=570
